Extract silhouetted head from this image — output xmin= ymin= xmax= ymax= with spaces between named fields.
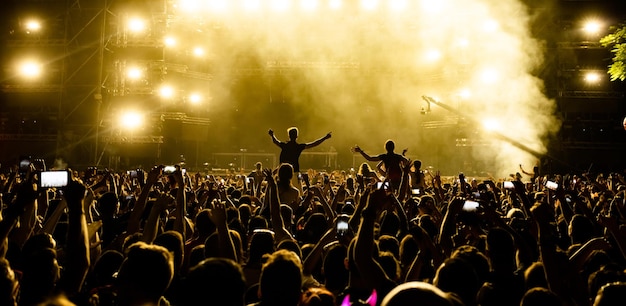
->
xmin=116 ymin=242 xmax=174 ymax=304
xmin=288 ymin=127 xmax=299 ymax=140
xmin=278 ymin=163 xmax=295 ymax=184
xmin=382 ymin=281 xmax=461 ymax=306
xmin=385 ymin=140 xmax=395 ymax=152
xmin=259 ymin=249 xmax=303 ymax=306
xmin=184 ymin=258 xmax=246 ymax=306
xmin=520 ymin=287 xmax=562 ymax=306
xmin=594 ymin=282 xmax=626 ymax=306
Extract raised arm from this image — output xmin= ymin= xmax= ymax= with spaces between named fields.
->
xmin=264 ymin=168 xmax=293 ymax=244
xmin=268 ymin=129 xmax=281 ymax=147
xmin=352 ymin=146 xmax=380 ymax=162
xmin=59 ymin=178 xmax=90 ymax=296
xmin=304 ymin=132 xmax=332 ymax=149
xmin=355 ymin=189 xmax=395 ymax=291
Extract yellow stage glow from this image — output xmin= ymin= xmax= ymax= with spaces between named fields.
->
xmin=301 ymin=0 xmax=319 ymax=11
xmin=207 ymin=0 xmax=229 ymax=12
xmin=583 ymin=20 xmax=602 ymax=35
xmin=456 ymin=37 xmax=470 ymax=48
xmin=328 ymin=0 xmax=342 ymax=10
xmin=25 ymin=20 xmax=42 ymax=33
xmin=361 ymin=0 xmax=378 ymax=11
xmin=424 ymin=49 xmax=442 ymax=63
xmin=242 ymin=0 xmax=261 ymax=11
xmin=119 ymin=111 xmax=143 ymax=130
xmin=458 ymin=88 xmax=472 ymax=100
xmin=189 ymin=93 xmax=202 ymax=104
xmin=159 ymin=85 xmax=175 ymax=98
xmin=483 ymin=20 xmax=499 ymax=32
xmin=270 ymin=0 xmax=291 ymax=12
xmin=479 ymin=68 xmax=499 ymax=84
xmin=18 ymin=60 xmax=43 ymax=79
xmin=128 ymin=17 xmax=146 ymax=33
xmin=388 ymin=0 xmax=408 ymax=11
xmin=193 ymin=47 xmax=205 ymax=57
xmin=482 ymin=119 xmax=501 ymax=132
xmin=420 ymin=0 xmax=444 ymax=13
xmin=584 ymin=72 xmax=601 ymax=83
xmin=127 ymin=67 xmax=143 ymax=80
xmin=179 ymin=0 xmax=200 ymax=12
xmin=164 ymin=36 xmax=177 ymax=47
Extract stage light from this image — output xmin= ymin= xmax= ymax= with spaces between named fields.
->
xmin=458 ymin=88 xmax=472 ymax=100
xmin=482 ymin=118 xmax=501 ymax=132
xmin=18 ymin=60 xmax=43 ymax=79
xmin=300 ymin=0 xmax=318 ymax=11
xmin=424 ymin=49 xmax=442 ymax=63
xmin=456 ymin=37 xmax=470 ymax=48
xmin=479 ymin=68 xmax=499 ymax=84
xmin=193 ymin=47 xmax=205 ymax=57
xmin=159 ymin=85 xmax=175 ymax=99
xmin=164 ymin=36 xmax=177 ymax=47
xmin=119 ymin=111 xmax=144 ymax=130
xmin=24 ymin=19 xmax=42 ymax=33
xmin=482 ymin=19 xmax=499 ymax=32
xmin=207 ymin=0 xmax=229 ymax=13
xmin=178 ymin=0 xmax=200 ymax=12
xmin=584 ymin=71 xmax=601 ymax=83
xmin=583 ymin=20 xmax=602 ymax=35
xmin=361 ymin=0 xmax=378 ymax=11
xmin=388 ymin=0 xmax=408 ymax=12
xmin=189 ymin=93 xmax=202 ymax=104
xmin=420 ymin=0 xmax=443 ymax=13
xmin=127 ymin=67 xmax=143 ymax=80
xmin=329 ymin=0 xmax=342 ymax=10
xmin=128 ymin=17 xmax=146 ymax=33
xmin=270 ymin=0 xmax=291 ymax=12
xmin=242 ymin=0 xmax=261 ymax=11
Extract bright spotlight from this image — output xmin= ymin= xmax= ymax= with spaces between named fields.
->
xmin=127 ymin=17 xmax=146 ymax=33
xmin=420 ymin=0 xmax=443 ymax=13
xmin=24 ymin=19 xmax=42 ymax=33
xmin=242 ymin=0 xmax=261 ymax=11
xmin=583 ymin=20 xmax=602 ymax=35
xmin=456 ymin=37 xmax=470 ymax=48
xmin=18 ymin=60 xmax=43 ymax=79
xmin=479 ymin=68 xmax=499 ymax=84
xmin=388 ymin=0 xmax=408 ymax=11
xmin=483 ymin=20 xmax=499 ymax=32
xmin=361 ymin=0 xmax=378 ymax=11
xmin=482 ymin=119 xmax=501 ymax=132
xmin=127 ymin=67 xmax=143 ymax=80
xmin=179 ymin=0 xmax=200 ymax=12
xmin=193 ymin=47 xmax=205 ymax=57
xmin=584 ymin=72 xmax=601 ymax=83
xmin=119 ymin=111 xmax=143 ymax=130
xmin=300 ymin=0 xmax=318 ymax=11
xmin=424 ymin=49 xmax=442 ymax=63
xmin=189 ymin=93 xmax=202 ymax=105
xmin=207 ymin=0 xmax=229 ymax=12
xmin=270 ymin=0 xmax=291 ymax=12
xmin=329 ymin=0 xmax=342 ymax=10
xmin=164 ymin=36 xmax=177 ymax=47
xmin=458 ymin=88 xmax=472 ymax=100
xmin=159 ymin=85 xmax=175 ymax=99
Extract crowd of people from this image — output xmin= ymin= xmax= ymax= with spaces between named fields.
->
xmin=0 ymin=130 xmax=625 ymax=306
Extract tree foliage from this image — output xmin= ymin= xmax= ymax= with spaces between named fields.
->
xmin=600 ymin=24 xmax=626 ymax=81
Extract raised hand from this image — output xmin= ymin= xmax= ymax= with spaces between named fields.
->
xmin=146 ymin=165 xmax=164 ymax=185
xmin=268 ymin=129 xmax=274 ymax=136
xmin=208 ymin=199 xmax=228 ymax=226
xmin=351 ymin=145 xmax=362 ymax=153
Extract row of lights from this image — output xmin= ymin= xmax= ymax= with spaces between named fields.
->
xmin=173 ymin=0 xmax=430 ymax=13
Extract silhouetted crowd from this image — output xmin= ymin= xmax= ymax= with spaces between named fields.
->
xmin=1 ymin=154 xmax=626 ymax=306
